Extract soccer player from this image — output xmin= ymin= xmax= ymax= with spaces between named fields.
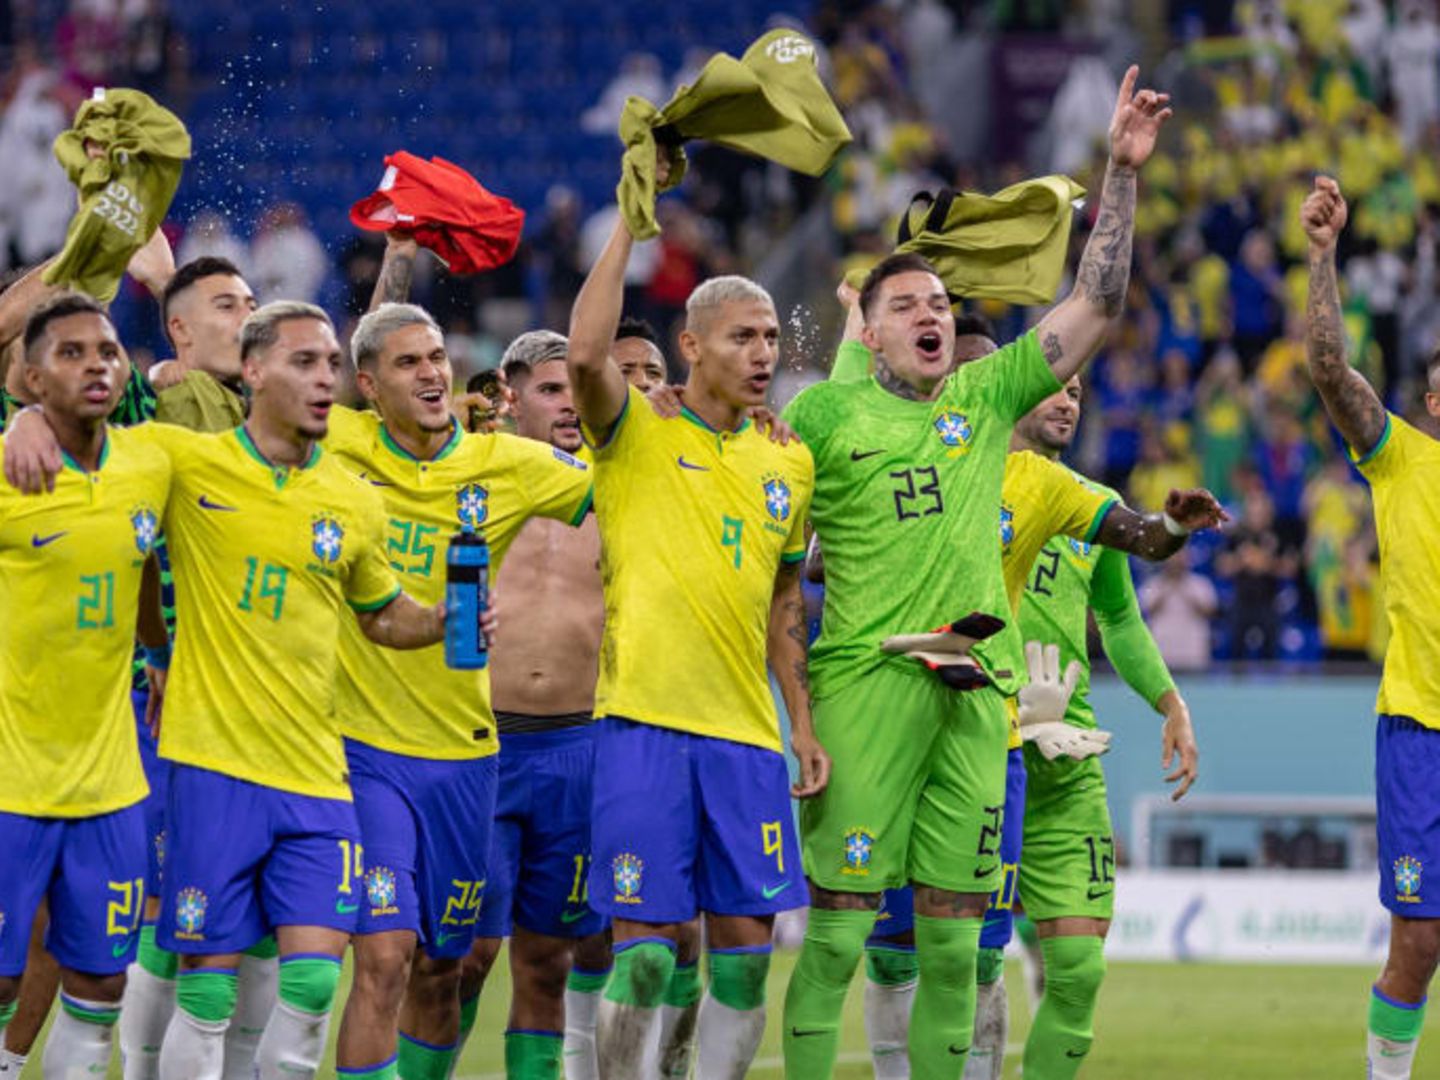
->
xmin=0 ymin=294 xmax=171 ymax=1078
xmin=5 ymin=300 xmax=453 ymax=1080
xmin=567 ymin=174 xmax=827 ymax=1078
xmin=453 ymin=330 xmax=610 ymax=1080
xmin=612 ymin=316 xmax=668 ymax=393
xmin=151 ymin=256 xmax=257 ymax=428
xmin=120 ymin=254 xmax=272 ymax=1080
xmin=1008 ymin=379 xmax=1201 ymax=1080
xmin=779 ymin=66 xmax=1171 ymax=1079
xmin=329 ymin=310 xmax=592 ymax=1080
xmin=824 ymin=310 xmax=1215 ymax=1079
xmin=1301 ymin=175 xmax=1440 ymax=1080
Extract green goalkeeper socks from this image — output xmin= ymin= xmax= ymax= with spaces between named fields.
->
xmin=908 ymin=914 xmax=981 ymax=1079
xmin=783 ymin=908 xmax=874 ymax=1078
xmin=1022 ymin=934 xmax=1106 ymax=1080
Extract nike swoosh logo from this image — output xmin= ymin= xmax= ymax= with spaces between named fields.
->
xmin=560 ymin=909 xmax=589 ymax=924
xmin=762 ymin=882 xmax=792 ymax=900
xmin=790 ymin=1028 xmax=827 ymax=1038
xmin=850 ymin=448 xmax=884 ymax=460
xmin=676 ymin=456 xmax=709 ymax=472
xmin=30 ymin=531 xmax=67 ymax=547
xmin=948 ymin=1044 xmax=969 ymax=1055
xmin=1087 ymin=887 xmax=1113 ymax=901
xmin=974 ymin=865 xmax=998 ymax=879
xmin=112 ymin=940 xmax=132 ymax=958
xmin=335 ymin=899 xmax=359 ymax=914
xmin=1066 ymin=1049 xmax=1088 ymax=1058
xmin=359 ymin=472 xmax=393 ymax=488
xmin=435 ymin=932 xmax=461 ymax=945
xmin=198 ymin=495 xmax=238 ymax=512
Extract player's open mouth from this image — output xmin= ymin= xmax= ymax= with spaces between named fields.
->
xmin=555 ymin=418 xmax=580 ymax=431
xmin=914 ymin=331 xmax=943 ymax=361
xmin=746 ymin=372 xmax=771 ymax=393
xmin=82 ymin=381 xmax=112 ymax=403
xmin=308 ymin=401 xmax=333 ymax=419
xmin=415 ymin=387 xmax=446 ymax=405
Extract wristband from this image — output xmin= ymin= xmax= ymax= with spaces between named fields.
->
xmin=1161 ymin=512 xmax=1190 ymax=538
xmin=143 ymin=643 xmax=172 ymax=670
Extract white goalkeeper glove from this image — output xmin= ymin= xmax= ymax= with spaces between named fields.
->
xmin=881 ymin=622 xmax=989 ymax=689
xmin=1018 ymin=641 xmax=1112 ymax=761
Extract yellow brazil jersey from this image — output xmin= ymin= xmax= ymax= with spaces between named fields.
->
xmin=997 ymin=450 xmax=1116 ymax=748
xmin=0 ymin=428 xmax=171 ymax=817
xmin=587 ymin=386 xmax=813 ymax=752
xmin=1353 ymin=414 xmax=1440 ymax=729
xmin=325 ymin=408 xmax=592 ymax=758
xmin=132 ymin=423 xmax=401 ymax=800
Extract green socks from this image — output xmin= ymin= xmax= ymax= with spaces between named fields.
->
xmin=975 ymin=946 xmax=1004 ymax=986
xmin=663 ymin=961 xmax=701 ymax=1009
xmin=136 ymin=923 xmax=179 ymax=980
xmin=336 ymin=1053 xmax=398 ymax=1079
xmin=1368 ymin=987 xmax=1426 ymax=1079
xmin=782 ymin=907 xmax=874 ymax=1078
xmin=709 ymin=949 xmax=770 ymax=1011
xmin=604 ymin=940 xmax=676 ymax=1009
xmin=866 ymin=945 xmax=919 ymax=987
xmin=176 ymin=968 xmax=239 ymax=1023
xmin=1022 ymin=934 xmax=1106 ymax=1080
xmin=397 ymin=1032 xmax=456 ymax=1080
xmin=908 ymin=914 xmax=981 ymax=1079
xmin=504 ymin=1030 xmax=562 ymax=1079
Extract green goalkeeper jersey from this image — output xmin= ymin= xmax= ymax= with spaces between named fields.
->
xmin=783 ymin=328 xmax=1059 ymax=700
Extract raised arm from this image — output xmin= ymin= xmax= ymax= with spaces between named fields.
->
xmin=566 ymin=214 xmax=633 ymax=438
xmin=768 ymin=560 xmax=829 ymax=798
xmin=369 ymin=231 xmax=419 ymax=311
xmin=1300 ymin=176 xmax=1387 ymax=457
xmin=1034 ymin=66 xmax=1171 ymax=382
xmin=1092 ymin=487 xmax=1228 ymax=561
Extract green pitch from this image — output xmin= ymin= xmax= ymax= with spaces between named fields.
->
xmin=15 ymin=953 xmax=1410 ymax=1077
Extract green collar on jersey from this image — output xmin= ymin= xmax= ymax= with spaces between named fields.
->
xmin=679 ymin=403 xmax=751 ymax=438
xmin=379 ymin=416 xmax=462 ymax=463
xmin=60 ymin=431 xmax=110 ymax=473
xmin=236 ymin=425 xmax=321 ymax=488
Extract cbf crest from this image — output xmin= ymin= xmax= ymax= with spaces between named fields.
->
xmin=999 ymin=505 xmax=1015 ymax=550
xmin=311 ymin=515 xmax=344 ymax=565
xmin=456 ymin=483 xmax=489 ymax=529
xmin=933 ymin=409 xmax=972 ymax=454
xmin=763 ymin=473 xmax=792 ymax=523
xmin=612 ymin=852 xmax=644 ymax=904
xmin=1396 ymin=856 xmax=1423 ymax=902
xmin=365 ymin=865 xmax=400 ymax=916
xmin=131 ymin=505 xmax=159 ymax=556
xmin=175 ymin=887 xmax=208 ymax=939
xmin=842 ymin=827 xmax=875 ymax=876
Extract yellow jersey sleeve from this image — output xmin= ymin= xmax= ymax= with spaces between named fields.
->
xmin=327 ymin=415 xmax=592 ymax=759
xmin=591 ymin=386 xmax=816 ymax=751
xmin=344 ymin=494 xmax=402 ymax=612
xmin=1354 ymin=414 xmax=1440 ymax=728
xmin=0 ymin=427 xmax=171 ymax=816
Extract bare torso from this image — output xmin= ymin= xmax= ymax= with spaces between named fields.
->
xmin=490 ymin=514 xmax=604 ymax=717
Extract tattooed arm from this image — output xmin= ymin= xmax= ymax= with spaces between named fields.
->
xmin=1299 ymin=176 xmax=1387 ymax=456
xmin=368 ymin=231 xmax=419 ymax=312
xmin=1092 ymin=487 xmax=1228 ymax=561
xmin=769 ymin=560 xmax=830 ymax=797
xmin=1034 ymin=66 xmax=1171 ymax=382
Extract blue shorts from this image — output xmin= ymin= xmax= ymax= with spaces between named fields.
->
xmin=476 ymin=725 xmax=605 ymax=940
xmin=867 ymin=749 xmax=1027 ymax=948
xmin=157 ymin=764 xmax=362 ymax=955
xmin=588 ymin=717 xmax=805 ymax=924
xmin=346 ymin=740 xmax=498 ymax=960
xmin=133 ymin=689 xmax=170 ymax=902
xmin=0 ymin=803 xmax=147 ymax=977
xmin=1376 ymin=714 xmax=1440 ymax=917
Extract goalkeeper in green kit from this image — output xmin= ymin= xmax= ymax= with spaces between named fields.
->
xmin=779 ymin=66 xmax=1172 ymax=1079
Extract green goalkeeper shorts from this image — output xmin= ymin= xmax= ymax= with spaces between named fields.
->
xmin=801 ymin=660 xmax=1009 ymax=896
xmin=1018 ymin=745 xmax=1114 ymax=921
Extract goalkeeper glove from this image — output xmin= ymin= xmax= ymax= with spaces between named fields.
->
xmin=1018 ymin=641 xmax=1112 ymax=760
xmin=880 ymin=612 xmax=1004 ymax=690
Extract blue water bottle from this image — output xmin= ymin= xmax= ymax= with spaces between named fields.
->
xmin=445 ymin=528 xmax=489 ymax=669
